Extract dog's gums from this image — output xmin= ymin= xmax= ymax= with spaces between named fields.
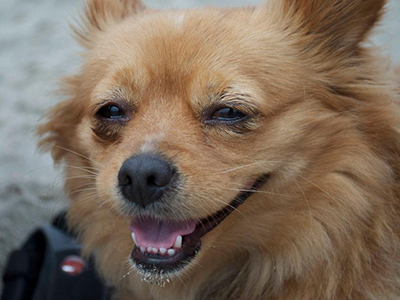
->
xmin=129 ymin=175 xmax=269 ymax=274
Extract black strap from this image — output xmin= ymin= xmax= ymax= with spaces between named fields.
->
xmin=2 ymin=227 xmax=111 ymax=300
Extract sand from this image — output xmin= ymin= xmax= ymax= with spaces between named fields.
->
xmin=0 ymin=0 xmax=399 ymax=295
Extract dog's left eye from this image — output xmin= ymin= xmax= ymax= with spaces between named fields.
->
xmin=210 ymin=107 xmax=247 ymax=122
xmin=96 ymin=104 xmax=126 ymax=120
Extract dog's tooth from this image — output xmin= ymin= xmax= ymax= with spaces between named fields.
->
xmin=147 ymin=247 xmax=152 ymax=253
xmin=140 ymin=246 xmax=146 ymax=253
xmin=131 ymin=232 xmax=138 ymax=245
xmin=167 ymin=249 xmax=176 ymax=256
xmin=174 ymin=235 xmax=182 ymax=249
xmin=152 ymin=248 xmax=158 ymax=254
xmin=160 ymin=248 xmax=167 ymax=255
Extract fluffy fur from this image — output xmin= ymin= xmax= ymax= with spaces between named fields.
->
xmin=38 ymin=0 xmax=400 ymax=299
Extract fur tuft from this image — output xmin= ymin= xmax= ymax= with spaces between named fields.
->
xmin=265 ymin=0 xmax=386 ymax=56
xmin=72 ymin=0 xmax=144 ymax=48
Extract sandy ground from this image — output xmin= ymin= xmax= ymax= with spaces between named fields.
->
xmin=0 ymin=0 xmax=399 ymax=295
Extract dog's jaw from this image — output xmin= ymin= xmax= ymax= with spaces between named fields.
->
xmin=130 ymin=262 xmax=176 ymax=287
xmin=127 ymin=174 xmax=269 ymax=284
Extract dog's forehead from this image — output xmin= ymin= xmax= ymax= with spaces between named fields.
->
xmin=87 ymin=8 xmax=301 ymax=112
xmin=90 ymin=9 xmax=268 ymax=91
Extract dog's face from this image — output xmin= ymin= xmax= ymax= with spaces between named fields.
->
xmin=76 ymin=8 xmax=294 ymax=278
xmin=39 ymin=0 xmax=394 ymax=295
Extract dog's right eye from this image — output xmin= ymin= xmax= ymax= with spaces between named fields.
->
xmin=96 ymin=104 xmax=126 ymax=120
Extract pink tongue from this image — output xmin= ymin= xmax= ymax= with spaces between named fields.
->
xmin=130 ymin=217 xmax=197 ymax=249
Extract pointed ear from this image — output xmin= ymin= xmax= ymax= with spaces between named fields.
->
xmin=37 ymin=99 xmax=84 ymax=163
xmin=37 ymin=75 xmax=86 ymax=163
xmin=74 ymin=0 xmax=145 ymax=48
xmin=270 ymin=0 xmax=386 ymax=55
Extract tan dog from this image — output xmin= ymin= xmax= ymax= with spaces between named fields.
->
xmin=38 ymin=0 xmax=400 ymax=299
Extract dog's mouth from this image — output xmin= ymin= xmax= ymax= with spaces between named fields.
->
xmin=129 ymin=175 xmax=269 ymax=275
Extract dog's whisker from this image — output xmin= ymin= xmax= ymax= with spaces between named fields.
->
xmin=210 ymin=197 xmax=265 ymax=251
xmin=53 ymin=210 xmax=69 ymax=229
xmin=217 ymin=159 xmax=299 ymax=175
xmin=68 ymin=182 xmax=97 ymax=191
xmin=180 ymin=193 xmax=216 ymax=230
xmin=206 ymin=247 xmax=241 ymax=269
xmin=42 ymin=166 xmax=97 ymax=195
xmin=297 ymin=175 xmax=343 ymax=203
xmin=63 ymin=160 xmax=102 ymax=171
xmin=44 ymin=175 xmax=97 ymax=195
xmin=69 ymin=192 xmax=105 ymax=206
xmin=219 ymin=161 xmax=266 ymax=174
xmin=50 ymin=188 xmax=98 ymax=215
xmin=21 ymin=162 xmax=100 ymax=180
xmin=87 ymin=196 xmax=114 ymax=225
xmin=64 ymin=175 xmax=98 ymax=181
xmin=40 ymin=141 xmax=105 ymax=168
xmin=67 ymin=187 xmax=98 ymax=196
xmin=64 ymin=176 xmax=98 ymax=184
xmin=63 ymin=164 xmax=100 ymax=176
xmin=101 ymin=198 xmax=125 ymax=227
xmin=53 ymin=174 xmax=97 ymax=186
xmin=35 ymin=165 xmax=99 ymax=198
xmin=207 ymin=186 xmax=297 ymax=200
xmin=174 ymin=269 xmax=188 ymax=289
xmin=294 ymin=180 xmax=314 ymax=224
xmin=20 ymin=164 xmax=63 ymax=178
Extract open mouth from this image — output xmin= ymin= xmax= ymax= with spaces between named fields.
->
xmin=129 ymin=175 xmax=269 ymax=274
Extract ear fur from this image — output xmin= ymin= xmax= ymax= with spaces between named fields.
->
xmin=269 ymin=0 xmax=386 ymax=55
xmin=37 ymin=77 xmax=84 ymax=163
xmin=74 ymin=0 xmax=145 ymax=48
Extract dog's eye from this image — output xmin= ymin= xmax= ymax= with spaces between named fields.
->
xmin=210 ymin=107 xmax=247 ymax=122
xmin=96 ymin=104 xmax=126 ymax=120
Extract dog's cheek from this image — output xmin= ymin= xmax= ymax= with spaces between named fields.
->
xmin=76 ymin=119 xmax=105 ymax=157
xmin=73 ymin=119 xmax=121 ymax=204
xmin=76 ymin=117 xmax=127 ymax=164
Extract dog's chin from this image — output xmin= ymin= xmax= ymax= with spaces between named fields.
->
xmin=129 ymin=174 xmax=269 ymax=284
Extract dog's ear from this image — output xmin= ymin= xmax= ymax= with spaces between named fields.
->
xmin=37 ymin=77 xmax=85 ymax=163
xmin=267 ymin=0 xmax=386 ymax=55
xmin=37 ymin=99 xmax=83 ymax=163
xmin=74 ymin=0 xmax=145 ymax=48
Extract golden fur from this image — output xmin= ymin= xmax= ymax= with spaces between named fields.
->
xmin=38 ymin=0 xmax=400 ymax=299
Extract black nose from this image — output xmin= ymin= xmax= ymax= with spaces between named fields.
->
xmin=118 ymin=154 xmax=176 ymax=208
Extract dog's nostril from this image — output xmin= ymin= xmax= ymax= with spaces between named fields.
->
xmin=148 ymin=170 xmax=175 ymax=187
xmin=147 ymin=175 xmax=156 ymax=186
xmin=120 ymin=174 xmax=132 ymax=186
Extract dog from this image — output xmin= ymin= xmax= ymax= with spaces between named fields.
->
xmin=38 ymin=0 xmax=400 ymax=299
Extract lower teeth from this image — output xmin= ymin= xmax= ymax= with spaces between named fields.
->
xmin=140 ymin=247 xmax=178 ymax=257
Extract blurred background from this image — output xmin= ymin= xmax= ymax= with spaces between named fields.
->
xmin=0 ymin=0 xmax=399 ymax=294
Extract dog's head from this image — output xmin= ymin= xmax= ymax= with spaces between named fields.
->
xmin=38 ymin=0 xmax=396 ymax=294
